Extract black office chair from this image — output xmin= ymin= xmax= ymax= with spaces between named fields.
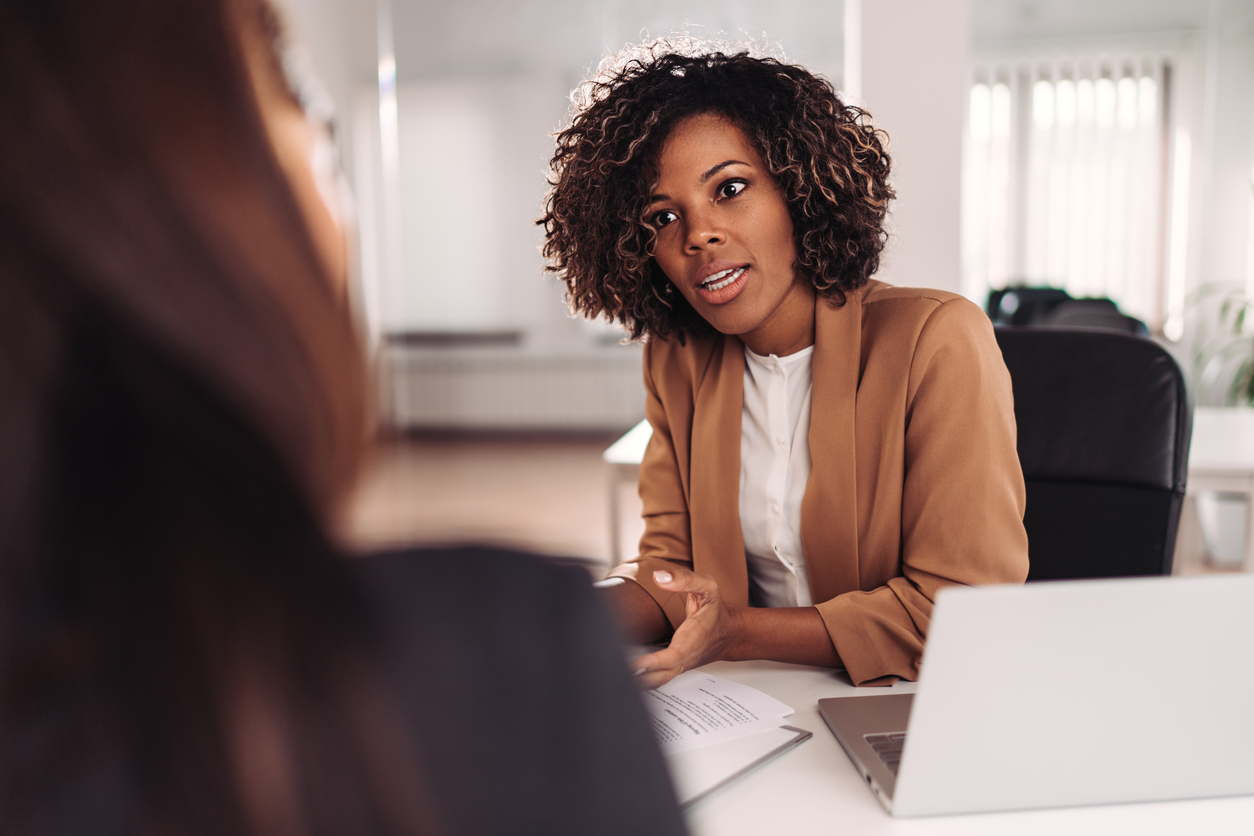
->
xmin=987 ymin=287 xmax=1073 ymax=326
xmin=1040 ymin=299 xmax=1150 ymax=336
xmin=994 ymin=328 xmax=1192 ymax=581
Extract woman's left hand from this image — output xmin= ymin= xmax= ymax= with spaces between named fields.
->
xmin=632 ymin=567 xmax=742 ymax=689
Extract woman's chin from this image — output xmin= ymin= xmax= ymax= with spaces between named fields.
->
xmin=701 ymin=312 xmax=761 ymax=339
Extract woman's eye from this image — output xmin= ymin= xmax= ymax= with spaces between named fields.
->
xmin=718 ymin=180 xmax=747 ymax=199
xmin=651 ymin=209 xmax=678 ymax=228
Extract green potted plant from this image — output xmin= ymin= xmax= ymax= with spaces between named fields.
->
xmin=1183 ymin=281 xmax=1253 ymax=570
xmin=1188 ymin=282 xmax=1254 ymax=406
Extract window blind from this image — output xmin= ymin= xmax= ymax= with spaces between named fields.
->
xmin=962 ymin=54 xmax=1172 ymax=328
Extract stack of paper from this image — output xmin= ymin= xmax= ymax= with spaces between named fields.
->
xmin=643 ymin=671 xmax=812 ymax=809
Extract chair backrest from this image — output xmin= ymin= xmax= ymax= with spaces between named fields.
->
xmin=994 ymin=328 xmax=1192 ymax=581
xmin=986 ymin=287 xmax=1072 ymax=326
xmin=1040 ymin=299 xmax=1150 ymax=335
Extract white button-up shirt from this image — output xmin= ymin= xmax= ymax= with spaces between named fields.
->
xmin=739 ymin=344 xmax=815 ymax=608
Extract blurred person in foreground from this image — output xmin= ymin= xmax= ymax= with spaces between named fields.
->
xmin=541 ymin=38 xmax=1029 ymax=689
xmin=0 ymin=1 xmax=686 ymax=834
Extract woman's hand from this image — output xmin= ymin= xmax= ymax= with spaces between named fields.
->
xmin=632 ymin=567 xmax=742 ymax=689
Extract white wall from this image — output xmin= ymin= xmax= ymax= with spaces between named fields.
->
xmin=1196 ymin=0 xmax=1254 ymax=291
xmin=847 ymin=0 xmax=971 ymax=295
xmin=350 ymin=74 xmax=566 ymax=334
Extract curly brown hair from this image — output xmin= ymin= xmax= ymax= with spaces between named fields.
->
xmin=539 ymin=42 xmax=895 ymax=342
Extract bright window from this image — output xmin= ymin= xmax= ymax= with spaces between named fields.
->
xmin=962 ymin=55 xmax=1171 ymax=327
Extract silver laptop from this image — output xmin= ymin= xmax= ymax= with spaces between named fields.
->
xmin=818 ymin=574 xmax=1254 ymax=816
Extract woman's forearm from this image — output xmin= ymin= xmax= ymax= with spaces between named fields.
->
xmin=627 ymin=568 xmax=844 ymax=687
xmin=595 ymin=577 xmax=672 ymax=645
xmin=726 ymin=605 xmax=842 ymax=669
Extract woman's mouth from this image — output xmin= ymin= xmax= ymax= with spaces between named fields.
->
xmin=696 ymin=265 xmax=750 ymax=304
xmin=700 ymin=265 xmax=745 ymax=290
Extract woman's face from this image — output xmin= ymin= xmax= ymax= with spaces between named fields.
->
xmin=647 ymin=113 xmax=814 ymax=355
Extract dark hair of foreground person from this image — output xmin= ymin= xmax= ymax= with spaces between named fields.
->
xmin=0 ymin=2 xmax=686 ymax=834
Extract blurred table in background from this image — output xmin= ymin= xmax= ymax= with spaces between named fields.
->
xmin=1188 ymin=407 xmax=1254 ymax=573
xmin=603 ymin=419 xmax=653 ymax=565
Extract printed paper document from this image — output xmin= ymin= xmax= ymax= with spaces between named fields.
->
xmin=643 ymin=670 xmax=794 ymax=755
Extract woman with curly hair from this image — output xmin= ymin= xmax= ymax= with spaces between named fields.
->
xmin=541 ymin=41 xmax=1030 ymax=688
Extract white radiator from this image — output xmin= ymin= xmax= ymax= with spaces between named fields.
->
xmin=379 ymin=344 xmax=646 ymax=431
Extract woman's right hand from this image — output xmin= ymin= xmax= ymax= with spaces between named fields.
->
xmin=630 ymin=568 xmax=743 ymax=689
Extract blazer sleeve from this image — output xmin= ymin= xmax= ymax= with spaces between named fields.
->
xmin=603 ymin=340 xmax=694 ymax=628
xmin=815 ymin=298 xmax=1029 ymax=685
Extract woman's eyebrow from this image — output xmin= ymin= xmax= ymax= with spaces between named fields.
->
xmin=649 ymin=159 xmax=751 ymax=204
xmin=699 ymin=159 xmax=748 ymax=183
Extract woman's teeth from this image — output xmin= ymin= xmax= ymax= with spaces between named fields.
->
xmin=701 ymin=266 xmax=746 ymax=291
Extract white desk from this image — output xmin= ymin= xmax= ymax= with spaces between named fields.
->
xmin=1188 ymin=407 xmax=1254 ymax=572
xmin=603 ymin=419 xmax=653 ymax=564
xmin=684 ymin=660 xmax=1254 ymax=835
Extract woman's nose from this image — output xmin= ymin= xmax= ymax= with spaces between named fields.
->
xmin=684 ymin=211 xmax=724 ymax=252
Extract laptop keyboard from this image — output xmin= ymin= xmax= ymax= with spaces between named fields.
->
xmin=864 ymin=732 xmax=907 ymax=776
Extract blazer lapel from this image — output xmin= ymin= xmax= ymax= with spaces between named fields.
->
xmin=802 ymin=291 xmax=863 ymax=601
xmin=689 ymin=334 xmax=749 ymax=606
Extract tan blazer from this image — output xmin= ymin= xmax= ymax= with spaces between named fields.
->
xmin=607 ymin=281 xmax=1029 ymax=685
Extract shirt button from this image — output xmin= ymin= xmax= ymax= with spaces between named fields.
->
xmin=772 ymin=504 xmax=781 ymax=515
xmin=776 ymin=434 xmax=787 ymax=445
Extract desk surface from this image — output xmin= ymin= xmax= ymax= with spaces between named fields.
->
xmin=603 ymin=418 xmax=652 ymax=466
xmin=684 ymin=660 xmax=1254 ymax=835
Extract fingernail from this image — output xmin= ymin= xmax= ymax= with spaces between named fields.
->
xmin=634 ymin=667 xmax=647 ymax=676
xmin=654 ymin=570 xmax=673 ymax=584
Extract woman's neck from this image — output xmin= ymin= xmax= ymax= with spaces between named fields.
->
xmin=740 ymin=280 xmax=817 ymax=357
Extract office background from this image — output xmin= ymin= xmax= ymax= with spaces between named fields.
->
xmin=271 ymin=0 xmax=1254 ymax=568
